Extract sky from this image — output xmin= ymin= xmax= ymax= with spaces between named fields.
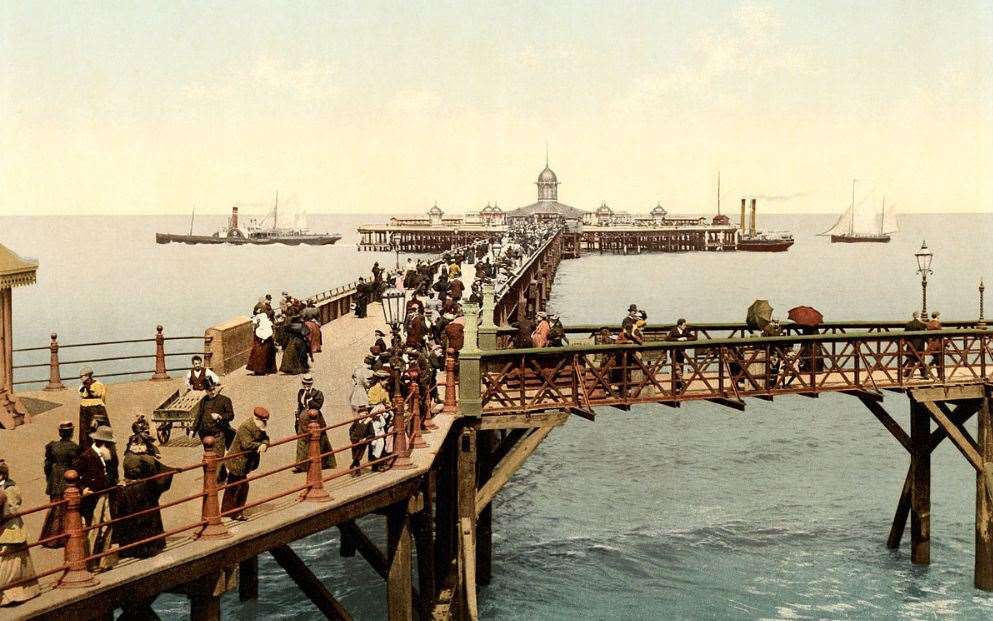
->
xmin=1 ymin=1 xmax=991 ymax=216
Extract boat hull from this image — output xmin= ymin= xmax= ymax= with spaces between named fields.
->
xmin=156 ymin=233 xmax=342 ymax=246
xmin=737 ymin=239 xmax=794 ymax=252
xmin=830 ymin=234 xmax=890 ymax=243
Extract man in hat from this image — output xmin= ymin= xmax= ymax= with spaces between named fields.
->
xmin=185 ymin=355 xmax=220 ymax=392
xmin=354 ymin=277 xmax=370 ymax=318
xmin=40 ymin=421 xmax=80 ymax=547
xmin=191 ymin=381 xmax=235 ymax=481
xmin=74 ymin=426 xmax=119 ymax=527
xmin=294 ymin=375 xmax=334 ymax=472
xmin=348 ymin=404 xmax=373 ymax=476
xmin=77 ymin=367 xmax=109 ymax=451
xmin=221 ymin=407 xmax=270 ymax=521
xmin=373 ymin=329 xmax=388 ymax=356
xmin=667 ymin=318 xmax=695 ymax=392
xmin=621 ymin=304 xmax=639 ymax=338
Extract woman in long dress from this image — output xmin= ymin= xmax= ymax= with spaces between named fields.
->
xmin=279 ymin=318 xmax=310 ymax=375
xmin=112 ymin=438 xmax=176 ymax=559
xmin=246 ymin=313 xmax=277 ymax=375
xmin=0 ymin=463 xmax=40 ymax=606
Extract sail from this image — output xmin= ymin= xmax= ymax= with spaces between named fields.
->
xmin=880 ymin=205 xmax=899 ymax=234
xmin=819 ymin=206 xmax=853 ymax=236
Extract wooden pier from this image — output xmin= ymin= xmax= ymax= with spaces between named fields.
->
xmin=6 ymin=228 xmax=993 ymax=620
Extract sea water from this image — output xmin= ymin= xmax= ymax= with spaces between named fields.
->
xmin=2 ymin=213 xmax=993 ymax=619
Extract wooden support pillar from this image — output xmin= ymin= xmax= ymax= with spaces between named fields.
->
xmin=477 ymin=430 xmax=496 ymax=586
xmin=188 ymin=572 xmax=222 ymax=621
xmin=434 ymin=437 xmax=457 ymax=595
xmin=239 ymin=556 xmax=258 ymax=601
xmin=270 ymin=545 xmax=354 ymax=620
xmin=412 ymin=475 xmax=437 ymax=617
xmin=456 ymin=424 xmax=478 ymax=621
xmin=976 ymin=390 xmax=993 ymax=590
xmin=910 ymin=398 xmax=931 ymax=565
xmin=887 ymin=468 xmax=912 ymax=549
xmin=387 ymin=502 xmax=414 ymax=621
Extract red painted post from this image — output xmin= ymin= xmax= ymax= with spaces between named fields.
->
xmin=58 ymin=470 xmax=98 ymax=588
xmin=391 ymin=395 xmax=414 ymax=470
xmin=200 ymin=436 xmax=231 ymax=539
xmin=444 ymin=348 xmax=458 ymax=413
xmin=45 ymin=332 xmax=66 ymax=391
xmin=409 ymin=384 xmax=428 ymax=449
xmin=302 ymin=410 xmax=332 ymax=502
xmin=151 ymin=325 xmax=170 ymax=381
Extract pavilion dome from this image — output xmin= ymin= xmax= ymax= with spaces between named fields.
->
xmin=537 ymin=166 xmax=558 ymax=184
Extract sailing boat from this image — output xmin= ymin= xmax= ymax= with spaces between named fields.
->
xmin=820 ymin=180 xmax=898 ymax=243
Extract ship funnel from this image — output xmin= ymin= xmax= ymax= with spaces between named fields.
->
xmin=750 ymin=199 xmax=757 ymax=235
xmin=231 ymin=206 xmax=239 ymax=230
xmin=740 ymin=198 xmax=746 ymax=233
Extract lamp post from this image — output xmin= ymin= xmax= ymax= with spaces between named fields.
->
xmin=381 ymin=287 xmax=407 ymax=343
xmin=915 ymin=241 xmax=934 ymax=317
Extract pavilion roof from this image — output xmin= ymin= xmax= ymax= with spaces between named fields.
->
xmin=0 ymin=243 xmax=39 ymax=289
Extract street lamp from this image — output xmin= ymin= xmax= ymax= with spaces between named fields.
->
xmin=381 ymin=288 xmax=407 ymax=332
xmin=979 ymin=280 xmax=986 ymax=327
xmin=915 ymin=240 xmax=934 ymax=317
xmin=389 ymin=233 xmax=400 ymax=271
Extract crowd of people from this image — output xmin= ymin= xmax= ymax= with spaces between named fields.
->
xmin=0 ymin=222 xmax=559 ymax=607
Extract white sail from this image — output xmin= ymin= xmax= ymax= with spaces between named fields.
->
xmin=819 ymin=206 xmax=853 ymax=236
xmin=880 ymin=205 xmax=899 ymax=234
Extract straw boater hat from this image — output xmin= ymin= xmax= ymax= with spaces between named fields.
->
xmin=90 ymin=426 xmax=115 ymax=443
xmin=79 ymin=367 xmax=94 ymax=378
xmin=301 ymin=374 xmax=314 ymax=385
xmin=374 ymin=370 xmax=391 ymax=379
xmin=58 ymin=420 xmax=74 ymax=431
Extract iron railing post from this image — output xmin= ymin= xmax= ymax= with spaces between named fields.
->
xmin=45 ymin=332 xmax=66 ymax=391
xmin=302 ymin=410 xmax=332 ymax=502
xmin=58 ymin=470 xmax=98 ymax=588
xmin=151 ymin=325 xmax=170 ymax=381
xmin=200 ymin=437 xmax=231 ymax=539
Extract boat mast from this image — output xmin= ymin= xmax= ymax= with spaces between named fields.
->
xmin=880 ymin=197 xmax=885 ymax=235
xmin=849 ymin=178 xmax=856 ymax=236
xmin=189 ymin=207 xmax=196 ymax=235
xmin=716 ymin=171 xmax=721 ymax=215
xmin=274 ymin=192 xmax=278 ymax=230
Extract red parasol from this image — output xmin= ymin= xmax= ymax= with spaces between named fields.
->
xmin=788 ymin=306 xmax=824 ymax=327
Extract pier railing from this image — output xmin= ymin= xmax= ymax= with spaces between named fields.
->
xmin=473 ymin=328 xmax=993 ymax=415
xmin=11 ymin=327 xmax=210 ymax=389
xmin=0 ymin=383 xmax=447 ymax=593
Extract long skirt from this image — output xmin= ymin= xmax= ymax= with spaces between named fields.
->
xmin=0 ymin=543 xmax=39 ymax=606
xmin=221 ymin=475 xmax=249 ymax=518
xmin=279 ymin=338 xmax=309 ymax=375
xmin=85 ymin=495 xmax=117 ymax=571
xmin=246 ymin=336 xmax=277 ymax=375
xmin=305 ymin=320 xmax=323 ymax=354
xmin=39 ymin=498 xmax=66 ymax=548
xmin=294 ymin=411 xmax=336 ymax=471
xmin=78 ymin=404 xmax=110 ymax=451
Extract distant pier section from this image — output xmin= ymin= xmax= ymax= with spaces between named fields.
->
xmin=357 ymin=164 xmax=792 ymax=254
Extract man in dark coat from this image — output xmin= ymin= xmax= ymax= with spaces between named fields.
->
xmin=666 ymin=318 xmax=696 ymax=392
xmin=293 ymin=374 xmax=335 ymax=472
xmin=348 ymin=405 xmax=372 ymax=477
xmin=371 ymin=262 xmax=384 ymax=300
xmin=902 ymin=311 xmax=929 ymax=378
xmin=373 ymin=330 xmax=388 ymax=357
xmin=40 ymin=421 xmax=80 ymax=547
xmin=221 ymin=407 xmax=270 ymax=521
xmin=354 ymin=278 xmax=370 ymax=318
xmin=112 ymin=435 xmax=176 ymax=559
xmin=74 ymin=426 xmax=119 ymax=526
xmin=191 ymin=382 xmax=235 ymax=481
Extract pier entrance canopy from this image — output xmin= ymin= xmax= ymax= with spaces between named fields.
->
xmin=0 ymin=242 xmax=38 ymax=427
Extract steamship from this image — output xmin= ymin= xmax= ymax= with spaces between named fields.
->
xmin=156 ymin=202 xmax=341 ymax=246
xmin=736 ymin=198 xmax=794 ymax=252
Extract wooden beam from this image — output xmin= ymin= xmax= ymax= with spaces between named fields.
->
xmin=269 ymin=545 xmax=353 ymax=620
xmin=456 ymin=424 xmax=478 ymax=621
xmin=337 ymin=521 xmax=422 ymax=612
xmin=842 ymin=388 xmax=883 ymax=402
xmin=411 ymin=477 xmax=436 ymax=617
xmin=568 ymin=406 xmax=596 ymax=421
xmin=475 ymin=425 xmax=556 ymax=517
xmin=920 ymin=400 xmax=983 ymax=471
xmin=859 ymin=397 xmax=912 ymax=453
xmin=188 ymin=572 xmax=223 ymax=621
xmin=386 ymin=505 xmax=414 ymax=621
xmin=459 ymin=517 xmax=479 ymax=621
xmin=910 ymin=400 xmax=931 ymax=565
xmin=239 ymin=556 xmax=258 ymax=602
xmin=752 ymin=394 xmax=774 ymax=402
xmin=977 ymin=389 xmax=993 ymax=590
xmin=887 ymin=467 xmax=912 ymax=549
xmin=609 ymin=404 xmax=631 ymax=411
xmin=706 ymin=397 xmax=745 ymax=412
xmin=912 ymin=384 xmax=986 ymax=402
xmin=798 ymin=392 xmax=820 ymax=399
xmin=479 ymin=410 xmax=570 ymax=430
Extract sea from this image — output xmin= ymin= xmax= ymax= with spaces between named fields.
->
xmin=2 ymin=213 xmax=993 ymax=619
